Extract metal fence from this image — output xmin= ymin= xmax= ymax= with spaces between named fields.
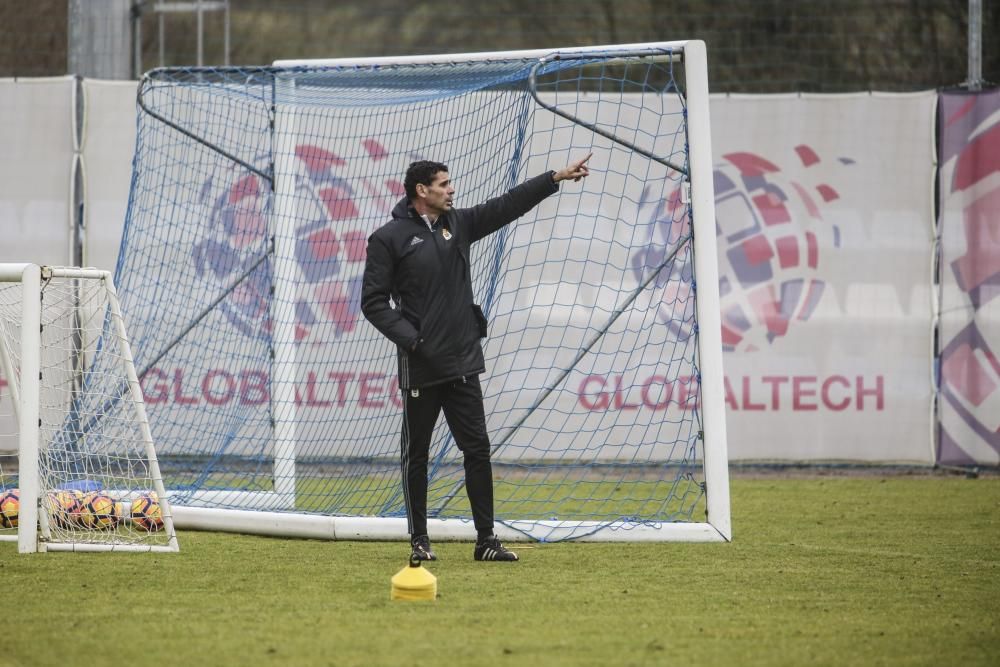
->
xmin=1 ymin=0 xmax=996 ymax=92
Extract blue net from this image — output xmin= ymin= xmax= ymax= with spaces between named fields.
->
xmin=117 ymin=48 xmax=709 ymax=541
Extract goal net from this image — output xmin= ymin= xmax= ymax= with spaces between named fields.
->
xmin=118 ymin=41 xmax=729 ymax=542
xmin=0 ymin=264 xmax=178 ymax=552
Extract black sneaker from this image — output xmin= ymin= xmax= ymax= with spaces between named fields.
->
xmin=410 ymin=534 xmax=437 ymax=561
xmin=474 ymin=535 xmax=518 ymax=562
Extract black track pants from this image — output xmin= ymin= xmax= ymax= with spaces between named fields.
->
xmin=400 ymin=375 xmax=494 ymax=539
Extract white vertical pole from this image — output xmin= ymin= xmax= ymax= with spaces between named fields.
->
xmin=18 ymin=264 xmax=41 ymax=553
xmin=196 ymin=0 xmax=204 ymax=67
xmin=271 ymin=75 xmax=298 ymax=509
xmin=133 ymin=5 xmax=143 ymax=79
xmin=158 ymin=11 xmax=164 ymax=68
xmin=223 ymin=0 xmax=230 ymax=66
xmin=684 ymin=40 xmax=732 ymax=541
xmin=102 ymin=272 xmax=180 ymax=551
xmin=967 ymin=0 xmax=983 ymax=91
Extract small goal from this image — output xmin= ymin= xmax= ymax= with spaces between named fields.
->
xmin=0 ymin=264 xmax=178 ymax=553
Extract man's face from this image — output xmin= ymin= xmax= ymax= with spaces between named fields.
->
xmin=418 ymin=171 xmax=455 ymax=216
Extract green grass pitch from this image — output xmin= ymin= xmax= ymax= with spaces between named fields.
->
xmin=2 ymin=476 xmax=998 ymax=667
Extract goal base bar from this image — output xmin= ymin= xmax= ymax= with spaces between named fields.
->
xmin=0 ymin=534 xmax=179 ymax=552
xmin=172 ymin=506 xmax=730 ymax=543
xmin=161 ymin=489 xmax=295 ymax=511
xmin=42 ymin=542 xmax=179 ymax=553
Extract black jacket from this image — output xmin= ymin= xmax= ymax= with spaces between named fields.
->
xmin=361 ymin=171 xmax=559 ymax=389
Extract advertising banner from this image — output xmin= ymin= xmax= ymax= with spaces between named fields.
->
xmin=710 ymin=92 xmax=937 ymax=462
xmin=0 ymin=82 xmax=942 ymax=464
xmin=938 ymin=88 xmax=1000 ymax=466
xmin=0 ymin=77 xmax=76 ymax=453
xmin=0 ymin=76 xmax=75 ymax=266
xmin=81 ymin=79 xmax=138 ymax=273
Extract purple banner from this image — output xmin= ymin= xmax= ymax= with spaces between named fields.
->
xmin=938 ymin=87 xmax=1000 ymax=466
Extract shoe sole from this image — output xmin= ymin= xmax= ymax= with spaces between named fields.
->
xmin=474 ymin=549 xmax=518 ymax=562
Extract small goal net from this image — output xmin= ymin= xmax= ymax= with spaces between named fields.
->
xmin=0 ymin=264 xmax=178 ymax=552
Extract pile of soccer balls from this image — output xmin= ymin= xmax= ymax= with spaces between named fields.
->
xmin=0 ymin=488 xmax=19 ymax=529
xmin=0 ymin=488 xmax=164 ymax=532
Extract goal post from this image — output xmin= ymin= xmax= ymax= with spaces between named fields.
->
xmin=0 ymin=264 xmax=179 ymax=553
xmin=0 ymin=264 xmax=41 ymax=553
xmin=684 ymin=40 xmax=732 ymax=541
xmin=121 ymin=40 xmax=731 ymax=542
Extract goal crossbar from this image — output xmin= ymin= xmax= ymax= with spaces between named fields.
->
xmin=273 ymin=41 xmax=688 ymax=68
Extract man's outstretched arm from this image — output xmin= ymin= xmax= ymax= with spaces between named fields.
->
xmin=464 ymin=153 xmax=593 ymax=243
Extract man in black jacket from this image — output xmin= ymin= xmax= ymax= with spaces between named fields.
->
xmin=361 ymin=154 xmax=591 ymax=562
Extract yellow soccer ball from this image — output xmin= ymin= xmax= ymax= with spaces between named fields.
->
xmin=0 ymin=489 xmax=19 ymax=529
xmin=85 ymin=492 xmax=121 ymax=530
xmin=130 ymin=493 xmax=163 ymax=532
xmin=47 ymin=489 xmax=85 ymax=529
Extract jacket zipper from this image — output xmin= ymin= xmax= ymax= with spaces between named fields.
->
xmin=429 ymin=218 xmax=465 ymax=360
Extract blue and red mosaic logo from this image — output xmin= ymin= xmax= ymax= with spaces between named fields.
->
xmin=192 ymin=140 xmax=406 ymax=342
xmin=634 ymin=146 xmax=853 ymax=353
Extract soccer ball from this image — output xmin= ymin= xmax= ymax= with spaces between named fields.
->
xmin=0 ymin=489 xmax=19 ymax=528
xmin=83 ymin=491 xmax=122 ymax=530
xmin=130 ymin=493 xmax=164 ymax=532
xmin=48 ymin=489 xmax=85 ymax=529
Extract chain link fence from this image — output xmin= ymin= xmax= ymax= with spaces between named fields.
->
xmin=1 ymin=0 xmax=997 ymax=92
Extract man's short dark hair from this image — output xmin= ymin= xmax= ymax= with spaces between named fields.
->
xmin=404 ymin=160 xmax=448 ymax=200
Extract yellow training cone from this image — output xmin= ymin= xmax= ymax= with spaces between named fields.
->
xmin=391 ymin=555 xmax=437 ymax=601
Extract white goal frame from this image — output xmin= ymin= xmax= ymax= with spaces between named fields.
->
xmin=0 ymin=263 xmax=179 ymax=553
xmin=166 ymin=40 xmax=731 ymax=542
